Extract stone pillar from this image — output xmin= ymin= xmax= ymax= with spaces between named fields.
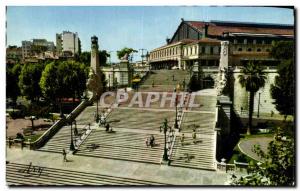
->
xmin=90 ymin=36 xmax=100 ymax=75
xmin=178 ymin=59 xmax=182 ymax=69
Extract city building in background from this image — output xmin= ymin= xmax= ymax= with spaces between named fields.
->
xmin=6 ymin=45 xmax=22 ymax=64
xmin=21 ymin=38 xmax=56 ymax=61
xmin=56 ymin=31 xmax=81 ymax=57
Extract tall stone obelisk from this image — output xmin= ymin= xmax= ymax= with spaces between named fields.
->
xmin=86 ymin=36 xmax=102 ymax=100
xmin=216 ymin=41 xmax=229 ymax=95
xmin=90 ymin=36 xmax=101 ymax=75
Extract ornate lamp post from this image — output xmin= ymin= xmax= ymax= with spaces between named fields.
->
xmin=160 ymin=119 xmax=172 ymax=161
xmin=96 ymin=93 xmax=100 ymax=122
xmin=174 ymin=85 xmax=179 ymax=129
xmin=257 ymin=92 xmax=261 ymax=118
xmin=69 ymin=120 xmax=75 ymax=151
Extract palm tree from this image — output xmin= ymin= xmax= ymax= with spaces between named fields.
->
xmin=238 ymin=62 xmax=267 ymax=135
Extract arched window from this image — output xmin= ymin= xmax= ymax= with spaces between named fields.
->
xmin=257 ymin=48 xmax=261 ymax=52
xmin=247 ymin=48 xmax=252 ymax=52
xmin=238 ymin=48 xmax=242 ymax=51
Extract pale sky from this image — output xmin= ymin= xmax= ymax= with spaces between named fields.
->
xmin=6 ymin=6 xmax=294 ymax=62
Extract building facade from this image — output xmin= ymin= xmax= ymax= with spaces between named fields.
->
xmin=56 ymin=31 xmax=81 ymax=57
xmin=149 ymin=19 xmax=293 ymax=70
xmin=149 ymin=19 xmax=294 ymax=115
xmin=6 ymin=45 xmax=22 ymax=64
xmin=21 ymin=39 xmax=55 ymax=60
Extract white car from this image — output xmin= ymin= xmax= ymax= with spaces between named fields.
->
xmin=171 ymin=66 xmax=179 ymax=70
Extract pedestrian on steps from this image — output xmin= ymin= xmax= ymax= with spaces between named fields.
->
xmin=105 ymin=123 xmax=110 ymax=132
xmin=145 ymin=138 xmax=149 ymax=147
xmin=180 ymin=134 xmax=185 ymax=146
xmin=62 ymin=148 xmax=67 ymax=162
xmin=192 ymin=130 xmax=197 ymax=144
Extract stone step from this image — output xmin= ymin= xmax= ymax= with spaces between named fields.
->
xmin=7 ymin=162 xmax=167 ymax=186
xmin=169 ymin=136 xmax=215 ymax=171
xmin=75 ymin=130 xmax=164 ymax=164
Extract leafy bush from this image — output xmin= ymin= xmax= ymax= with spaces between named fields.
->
xmin=8 ymin=110 xmax=25 ymax=119
xmin=16 ymin=133 xmax=25 ymax=140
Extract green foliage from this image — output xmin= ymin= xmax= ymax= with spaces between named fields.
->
xmin=39 ymin=62 xmax=60 ymax=102
xmin=16 ymin=133 xmax=25 ymax=140
xmin=231 ymin=127 xmax=295 ymax=186
xmin=238 ymin=62 xmax=266 ymax=93
xmin=18 ymin=63 xmax=45 ymax=102
xmin=222 ymin=67 xmax=235 ymax=100
xmin=270 ymin=51 xmax=295 ymax=118
xmin=270 ymin=41 xmax=294 ymax=60
xmin=117 ymin=47 xmax=137 ymax=60
xmin=77 ymin=50 xmax=110 ymax=67
xmin=40 ymin=60 xmax=88 ymax=103
xmin=58 ymin=61 xmax=88 ymax=99
xmin=8 ymin=110 xmax=26 ymax=119
xmin=99 ymin=50 xmax=110 ymax=65
xmin=238 ymin=62 xmax=267 ymax=134
xmin=6 ymin=63 xmax=22 ymax=104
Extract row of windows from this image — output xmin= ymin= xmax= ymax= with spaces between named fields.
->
xmin=151 ymin=46 xmax=179 ymax=59
xmin=236 ymin=47 xmax=270 ymax=52
xmin=183 ymin=46 xmax=220 ymax=56
xmin=233 ymin=39 xmax=273 ymax=45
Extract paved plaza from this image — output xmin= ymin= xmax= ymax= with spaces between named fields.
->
xmin=6 ymin=148 xmax=230 ymax=185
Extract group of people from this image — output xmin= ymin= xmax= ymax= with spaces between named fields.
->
xmin=145 ymin=135 xmax=155 ymax=148
xmin=180 ymin=130 xmax=198 ymax=146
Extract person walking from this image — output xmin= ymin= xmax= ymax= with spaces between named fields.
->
xmin=145 ymin=138 xmax=149 ymax=147
xmin=62 ymin=149 xmax=67 ymax=162
xmin=192 ymin=130 xmax=197 ymax=144
xmin=105 ymin=123 xmax=110 ymax=132
xmin=180 ymin=134 xmax=185 ymax=146
xmin=150 ymin=135 xmax=155 ymax=148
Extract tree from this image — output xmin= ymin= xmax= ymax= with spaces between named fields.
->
xmin=40 ymin=61 xmax=88 ymax=116
xmin=270 ymin=41 xmax=294 ymax=60
xmin=270 ymin=41 xmax=295 ymax=120
xmin=6 ymin=63 xmax=22 ymax=108
xmin=238 ymin=62 xmax=267 ymax=135
xmin=117 ymin=47 xmax=137 ymax=60
xmin=99 ymin=50 xmax=110 ymax=65
xmin=18 ymin=63 xmax=45 ymax=102
xmin=56 ymin=61 xmax=88 ymax=102
xmin=39 ymin=62 xmax=60 ymax=104
xmin=77 ymin=50 xmax=110 ymax=66
xmin=231 ymin=126 xmax=295 ymax=186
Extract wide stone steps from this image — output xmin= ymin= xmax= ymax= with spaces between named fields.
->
xmin=170 ymin=137 xmax=215 ymax=171
xmin=76 ymin=130 xmax=164 ymax=164
xmin=180 ymin=112 xmax=215 ymax=134
xmin=142 ymin=70 xmax=190 ymax=86
xmin=107 ymin=108 xmax=175 ymax=131
xmin=38 ymin=126 xmax=85 ymax=153
xmin=6 ymin=162 xmax=167 ymax=186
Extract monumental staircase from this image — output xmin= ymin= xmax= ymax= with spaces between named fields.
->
xmin=6 ymin=162 xmax=167 ymax=186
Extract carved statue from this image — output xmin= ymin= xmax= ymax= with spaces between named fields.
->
xmin=121 ymin=53 xmax=130 ymax=61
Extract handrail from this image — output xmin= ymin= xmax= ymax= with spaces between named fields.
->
xmin=30 ymin=98 xmax=93 ymax=150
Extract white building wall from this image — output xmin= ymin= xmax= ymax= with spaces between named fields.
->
xmin=233 ymin=70 xmax=279 ymax=115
